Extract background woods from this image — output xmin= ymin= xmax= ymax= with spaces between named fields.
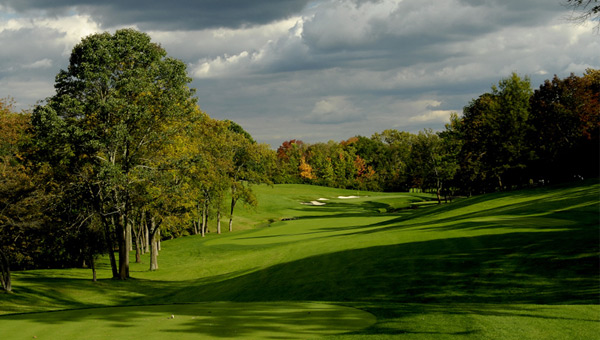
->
xmin=274 ymin=71 xmax=599 ymax=197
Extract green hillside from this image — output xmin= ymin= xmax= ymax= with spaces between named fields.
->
xmin=1 ymin=181 xmax=598 ymax=339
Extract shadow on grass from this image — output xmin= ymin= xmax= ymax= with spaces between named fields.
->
xmin=4 ymin=225 xmax=596 ymax=337
xmin=310 ymin=182 xmax=600 ymax=237
xmin=179 ymin=229 xmax=598 ymax=305
xmin=1 ymin=181 xmax=598 ymax=337
xmin=0 ymin=302 xmax=376 ymax=339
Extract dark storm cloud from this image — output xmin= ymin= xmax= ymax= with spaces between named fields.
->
xmin=1 ymin=0 xmax=598 ymax=147
xmin=0 ymin=0 xmax=312 ymax=30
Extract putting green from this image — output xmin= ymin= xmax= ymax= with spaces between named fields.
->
xmin=0 ymin=302 xmax=376 ymax=339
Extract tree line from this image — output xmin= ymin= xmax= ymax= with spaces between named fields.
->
xmin=1 ymin=29 xmax=272 ymax=291
xmin=1 ymin=28 xmax=598 ymax=292
xmin=273 ymin=71 xmax=599 ymax=200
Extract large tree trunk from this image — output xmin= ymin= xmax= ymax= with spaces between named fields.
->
xmin=103 ymin=215 xmax=119 ymax=279
xmin=127 ymin=221 xmax=132 ymax=252
xmin=116 ymin=212 xmax=129 ymax=280
xmin=0 ymin=251 xmax=11 ymax=292
xmin=117 ymin=226 xmax=128 ymax=280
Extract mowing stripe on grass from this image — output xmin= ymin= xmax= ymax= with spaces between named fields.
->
xmin=0 ymin=302 xmax=376 ymax=340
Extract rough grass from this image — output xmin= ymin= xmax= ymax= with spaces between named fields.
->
xmin=1 ymin=181 xmax=598 ymax=339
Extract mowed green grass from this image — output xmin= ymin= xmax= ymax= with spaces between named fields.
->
xmin=0 ymin=182 xmax=599 ymax=339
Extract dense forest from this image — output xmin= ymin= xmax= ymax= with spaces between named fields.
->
xmin=1 ymin=29 xmax=598 ymax=291
xmin=274 ymin=71 xmax=599 ymax=199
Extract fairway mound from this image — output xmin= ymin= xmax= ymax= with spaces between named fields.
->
xmin=0 ymin=302 xmax=376 ymax=340
xmin=301 ymin=201 xmax=327 ymax=206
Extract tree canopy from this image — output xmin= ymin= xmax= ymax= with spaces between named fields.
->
xmin=31 ymin=29 xmax=198 ymax=280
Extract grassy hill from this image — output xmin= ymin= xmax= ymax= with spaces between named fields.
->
xmin=0 ymin=181 xmax=598 ymax=339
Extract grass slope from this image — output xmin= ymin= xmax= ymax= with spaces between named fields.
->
xmin=1 ymin=182 xmax=599 ymax=339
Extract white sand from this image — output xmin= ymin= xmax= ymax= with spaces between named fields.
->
xmin=300 ymin=201 xmax=327 ymax=206
xmin=337 ymin=196 xmax=359 ymax=199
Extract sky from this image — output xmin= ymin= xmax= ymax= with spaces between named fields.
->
xmin=0 ymin=0 xmax=598 ymax=148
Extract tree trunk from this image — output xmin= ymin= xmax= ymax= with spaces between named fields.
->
xmin=150 ymin=235 xmax=159 ymax=271
xmin=90 ymin=256 xmax=97 ymax=282
xmin=157 ymin=229 xmax=161 ymax=251
xmin=217 ymin=209 xmax=221 ymax=234
xmin=144 ymin=219 xmax=149 ymax=253
xmin=132 ymin=214 xmax=142 ymax=263
xmin=0 ymin=251 xmax=11 ymax=292
xmin=229 ymin=196 xmax=237 ymax=232
xmin=201 ymin=199 xmax=208 ymax=237
xmin=194 ymin=202 xmax=200 ymax=235
xmin=127 ymin=221 xmax=132 ymax=252
xmin=118 ymin=227 xmax=128 ymax=280
xmin=149 ymin=217 xmax=159 ymax=271
xmin=134 ymin=229 xmax=142 ymax=263
xmin=103 ymin=215 xmax=119 ymax=279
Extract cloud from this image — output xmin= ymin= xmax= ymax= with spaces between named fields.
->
xmin=0 ymin=0 xmax=598 ymax=148
xmin=0 ymin=0 xmax=313 ymax=30
xmin=23 ymin=58 xmax=52 ymax=69
xmin=408 ymin=100 xmax=455 ymax=123
xmin=302 ymin=96 xmax=364 ymax=124
xmin=189 ymin=17 xmax=310 ymax=78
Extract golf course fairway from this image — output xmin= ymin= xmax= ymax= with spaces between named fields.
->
xmin=1 ymin=181 xmax=598 ymax=339
xmin=0 ymin=302 xmax=376 ymax=339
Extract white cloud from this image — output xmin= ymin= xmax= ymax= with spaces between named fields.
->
xmin=409 ymin=109 xmax=454 ymax=123
xmin=23 ymin=58 xmax=52 ymax=69
xmin=302 ymin=96 xmax=364 ymax=124
xmin=189 ymin=17 xmax=309 ymax=78
xmin=0 ymin=14 xmax=102 ymax=55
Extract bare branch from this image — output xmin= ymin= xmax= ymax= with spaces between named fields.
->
xmin=564 ymin=0 xmax=600 ymax=32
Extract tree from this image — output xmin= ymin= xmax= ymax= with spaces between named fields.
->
xmin=225 ymin=122 xmax=271 ymax=232
xmin=370 ymin=130 xmax=413 ymax=191
xmin=275 ymin=140 xmax=307 ymax=183
xmin=306 ymin=142 xmax=337 ymax=187
xmin=454 ymin=73 xmax=533 ymax=192
xmin=0 ymin=98 xmax=54 ymax=291
xmin=31 ymin=29 xmax=197 ymax=280
xmin=565 ymin=0 xmax=600 ymax=31
xmin=299 ymin=155 xmax=316 ymax=181
xmin=409 ymin=129 xmax=458 ymax=201
xmin=0 ymin=99 xmax=28 ymax=292
xmin=529 ymin=70 xmax=600 ymax=180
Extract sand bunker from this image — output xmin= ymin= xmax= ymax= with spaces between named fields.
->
xmin=317 ymin=198 xmax=329 ymax=201
xmin=337 ymin=196 xmax=359 ymax=199
xmin=301 ymin=201 xmax=327 ymax=206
